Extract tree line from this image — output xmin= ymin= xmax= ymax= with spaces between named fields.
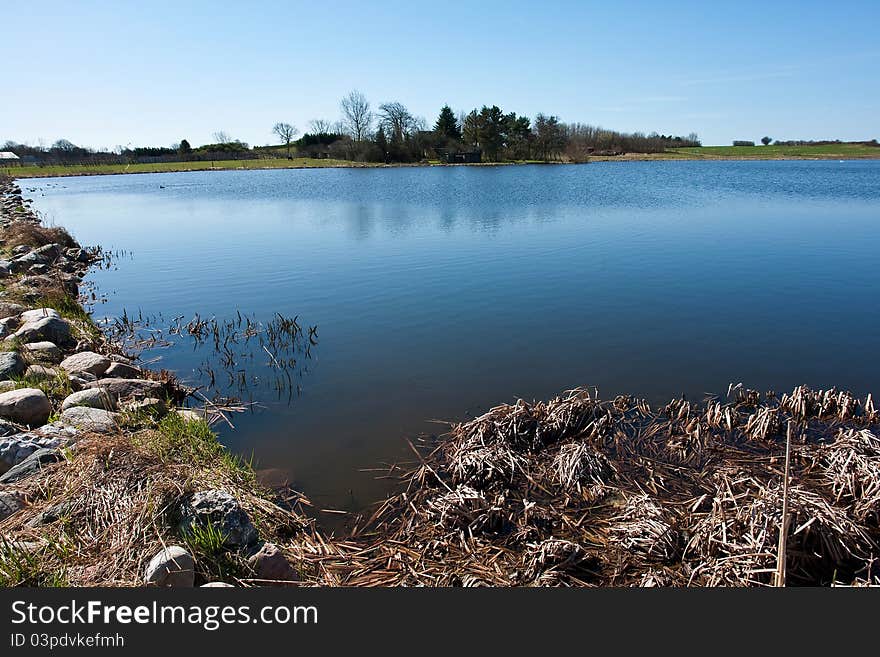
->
xmin=3 ymin=91 xmax=703 ymax=166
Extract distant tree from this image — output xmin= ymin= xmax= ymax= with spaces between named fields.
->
xmin=308 ymin=119 xmax=332 ymax=134
xmin=272 ymin=122 xmax=299 ymax=158
xmin=434 ymin=105 xmax=461 ymax=141
xmin=479 ymin=106 xmax=506 ymax=161
xmin=340 ymin=90 xmax=373 ymax=142
xmin=504 ymin=113 xmax=532 ymax=159
xmin=212 ymin=131 xmax=231 ymax=144
xmin=533 ymin=114 xmax=566 ymax=161
xmin=178 ymin=139 xmax=192 ymax=155
xmin=462 ymin=110 xmax=481 ymax=147
xmin=375 ymin=125 xmax=389 ymax=162
xmin=378 ymin=101 xmax=417 ymax=143
xmin=52 ymin=139 xmax=78 ymax=151
xmin=761 ymin=136 xmax=772 ymax=146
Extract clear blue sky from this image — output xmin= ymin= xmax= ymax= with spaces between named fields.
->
xmin=4 ymin=0 xmax=878 ymax=149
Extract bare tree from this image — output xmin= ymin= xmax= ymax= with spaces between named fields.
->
xmin=378 ymin=101 xmax=417 ymax=142
xmin=212 ymin=131 xmax=231 ymax=144
xmin=340 ymin=90 xmax=373 ymax=141
xmin=308 ymin=119 xmax=332 ymax=134
xmin=272 ymin=122 xmax=299 ymax=158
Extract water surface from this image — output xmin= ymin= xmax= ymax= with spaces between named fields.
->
xmin=26 ymin=161 xmax=880 ymax=511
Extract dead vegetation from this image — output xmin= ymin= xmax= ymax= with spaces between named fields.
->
xmin=0 ymin=418 xmax=316 ymax=587
xmin=2 ymin=222 xmax=76 ymax=250
xmin=326 ymin=385 xmax=880 ymax=587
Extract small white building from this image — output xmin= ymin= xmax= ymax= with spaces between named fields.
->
xmin=0 ymin=152 xmax=20 ymax=166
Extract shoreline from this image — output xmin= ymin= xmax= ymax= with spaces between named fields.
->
xmin=5 ymin=151 xmax=880 ymax=179
xmin=1 ymin=174 xmax=879 ymax=587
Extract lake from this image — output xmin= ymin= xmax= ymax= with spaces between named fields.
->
xmin=25 ymin=160 xmax=880 ymax=514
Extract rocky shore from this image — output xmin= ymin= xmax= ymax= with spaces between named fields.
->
xmin=0 ymin=175 xmax=307 ymax=587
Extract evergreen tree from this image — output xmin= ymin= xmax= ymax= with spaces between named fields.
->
xmin=178 ymin=139 xmax=191 ymax=154
xmin=478 ymin=105 xmax=505 ymax=161
xmin=434 ymin=105 xmax=461 ymax=141
xmin=375 ymin=125 xmax=389 ymax=162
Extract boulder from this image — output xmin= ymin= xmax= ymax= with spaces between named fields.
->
xmin=24 ymin=341 xmax=62 ymax=363
xmin=19 ymin=308 xmax=61 ymax=323
xmin=144 ymin=546 xmax=195 ymax=587
xmin=24 ymin=364 xmax=58 ymax=382
xmin=0 ymin=490 xmax=26 ymax=521
xmin=122 ymin=397 xmax=166 ymax=416
xmin=61 ymin=387 xmax=116 ymax=412
xmin=0 ymin=433 xmax=65 ymax=472
xmin=0 ymin=351 xmax=26 ymax=379
xmin=60 ymin=351 xmax=110 ymax=377
xmin=177 ymin=409 xmax=205 ymax=423
xmin=33 ymin=243 xmax=62 ymax=261
xmin=26 ymin=500 xmax=73 ymax=527
xmin=13 ymin=316 xmax=71 ymax=345
xmin=0 ymin=302 xmax=26 ymax=320
xmin=104 ymin=361 xmax=141 ymax=378
xmin=178 ymin=489 xmax=258 ymax=548
xmin=247 ymin=542 xmax=299 ymax=583
xmin=0 ymin=388 xmax=51 ymax=426
xmin=59 ymin=407 xmax=118 ymax=433
xmin=0 ymin=447 xmax=62 ymax=484
xmin=85 ymin=377 xmax=165 ymax=401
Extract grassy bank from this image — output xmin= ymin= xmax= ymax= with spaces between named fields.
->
xmin=668 ymin=143 xmax=880 ymax=159
xmin=5 ymin=144 xmax=879 ymax=179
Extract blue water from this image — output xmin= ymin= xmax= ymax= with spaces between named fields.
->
xmin=25 ymin=160 xmax=880 ymax=510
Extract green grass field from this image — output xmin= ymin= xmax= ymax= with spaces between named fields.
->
xmin=669 ymin=143 xmax=880 ymax=159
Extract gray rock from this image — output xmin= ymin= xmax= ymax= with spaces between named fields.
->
xmin=24 ymin=341 xmax=62 ymax=363
xmin=0 ymin=351 xmax=26 ymax=379
xmin=13 ymin=316 xmax=71 ymax=345
xmin=0 ymin=262 xmax=11 ymax=278
xmin=61 ymin=387 xmax=116 ymax=412
xmin=11 ymin=245 xmax=30 ymax=256
xmin=144 ymin=546 xmax=195 ymax=587
xmin=179 ymin=489 xmax=258 ymax=548
xmin=33 ymin=422 xmax=78 ymax=440
xmin=28 ymin=263 xmax=49 ymax=275
xmin=0 ymin=433 xmax=64 ymax=472
xmin=177 ymin=409 xmax=205 ymax=423
xmin=85 ymin=377 xmax=165 ymax=401
xmin=0 ymin=388 xmax=51 ymax=426
xmin=0 ymin=490 xmax=26 ymax=521
xmin=200 ymin=582 xmax=234 ymax=588
xmin=60 ymin=351 xmax=110 ymax=376
xmin=247 ymin=542 xmax=299 ymax=583
xmin=122 ymin=397 xmax=166 ymax=416
xmin=9 ymin=251 xmax=48 ymax=273
xmin=104 ymin=361 xmax=141 ymax=378
xmin=19 ymin=308 xmax=61 ymax=323
xmin=24 ymin=364 xmax=58 ymax=382
xmin=59 ymin=406 xmax=118 ymax=433
xmin=0 ymin=302 xmax=26 ymax=320
xmin=0 ymin=419 xmax=19 ymax=436
xmin=33 ymin=243 xmax=62 ymax=261
xmin=26 ymin=500 xmax=73 ymax=527
xmin=0 ymin=447 xmax=62 ymax=484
